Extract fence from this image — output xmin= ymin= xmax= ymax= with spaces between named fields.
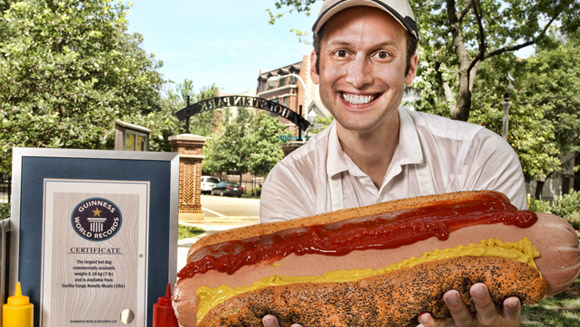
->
xmin=0 ymin=174 xmax=10 ymax=204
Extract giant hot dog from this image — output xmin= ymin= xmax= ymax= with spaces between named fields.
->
xmin=173 ymin=191 xmax=580 ymax=327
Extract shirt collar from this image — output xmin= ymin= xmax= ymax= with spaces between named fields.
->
xmin=393 ymin=106 xmax=423 ymax=166
xmin=326 ymin=121 xmax=351 ymax=177
xmin=326 ymin=107 xmax=425 ymax=179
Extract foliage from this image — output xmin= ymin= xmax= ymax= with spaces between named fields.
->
xmin=246 ymin=112 xmax=286 ymax=176
xmin=138 ymin=80 xmax=220 ymax=152
xmin=528 ymin=190 xmax=580 ymax=230
xmin=519 ymin=38 xmax=580 ymax=171
xmin=0 ymin=0 xmax=164 ymax=174
xmin=468 ymin=55 xmax=561 ymax=182
xmin=203 ymin=109 xmax=286 ymax=179
xmin=0 ymin=203 xmax=9 ymax=219
xmin=309 ymin=116 xmax=334 ymax=135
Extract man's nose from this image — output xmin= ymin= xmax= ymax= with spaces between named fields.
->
xmin=345 ymin=56 xmax=372 ymax=89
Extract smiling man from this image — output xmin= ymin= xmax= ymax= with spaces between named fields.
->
xmin=260 ymin=0 xmax=527 ymax=326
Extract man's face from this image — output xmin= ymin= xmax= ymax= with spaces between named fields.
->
xmin=311 ymin=7 xmax=417 ymax=133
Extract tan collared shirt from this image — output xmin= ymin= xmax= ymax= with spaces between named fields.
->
xmin=260 ymin=107 xmax=527 ymax=223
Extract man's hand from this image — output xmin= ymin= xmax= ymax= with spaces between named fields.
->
xmin=418 ymin=283 xmax=521 ymax=327
xmin=262 ymin=314 xmax=303 ymax=327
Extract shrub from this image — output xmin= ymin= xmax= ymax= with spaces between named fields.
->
xmin=528 ymin=196 xmax=552 ymax=213
xmin=0 ymin=203 xmax=9 ymax=220
xmin=529 ymin=190 xmax=580 ymax=230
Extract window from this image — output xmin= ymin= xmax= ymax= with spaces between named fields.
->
xmin=125 ymin=130 xmax=148 ymax=151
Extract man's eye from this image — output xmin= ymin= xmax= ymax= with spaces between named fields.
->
xmin=334 ymin=50 xmax=348 ymax=57
xmin=374 ymin=51 xmax=391 ymax=59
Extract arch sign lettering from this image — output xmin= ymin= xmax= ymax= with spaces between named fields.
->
xmin=175 ymin=96 xmax=311 ymax=137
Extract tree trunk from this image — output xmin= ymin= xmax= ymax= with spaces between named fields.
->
xmin=446 ymin=0 xmax=472 ymax=122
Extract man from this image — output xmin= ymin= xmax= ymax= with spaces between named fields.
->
xmin=261 ymin=0 xmax=526 ymax=326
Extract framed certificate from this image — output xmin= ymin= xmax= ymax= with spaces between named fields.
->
xmin=9 ymin=148 xmax=179 ymax=327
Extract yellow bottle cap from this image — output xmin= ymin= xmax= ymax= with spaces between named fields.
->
xmin=7 ymin=282 xmax=30 ymax=306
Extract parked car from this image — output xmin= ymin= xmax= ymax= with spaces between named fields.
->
xmin=200 ymin=176 xmax=220 ymax=195
xmin=211 ymin=181 xmax=243 ymax=197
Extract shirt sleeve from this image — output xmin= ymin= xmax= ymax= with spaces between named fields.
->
xmin=461 ymin=129 xmax=528 ymax=210
xmin=260 ymin=161 xmax=317 ymax=223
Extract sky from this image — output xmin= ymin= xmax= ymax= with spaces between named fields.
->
xmin=125 ymin=0 xmax=322 ymax=95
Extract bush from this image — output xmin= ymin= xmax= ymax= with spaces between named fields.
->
xmin=528 ymin=196 xmax=552 ymax=213
xmin=251 ymin=187 xmax=262 ymax=197
xmin=528 ymin=190 xmax=580 ymax=230
xmin=0 ymin=203 xmax=9 ymax=220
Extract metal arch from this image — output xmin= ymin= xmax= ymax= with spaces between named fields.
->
xmin=175 ymin=96 xmax=311 ymax=135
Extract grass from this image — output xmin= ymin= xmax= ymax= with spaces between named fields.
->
xmin=521 ymin=277 xmax=580 ymax=326
xmin=178 ymin=224 xmax=206 ymax=240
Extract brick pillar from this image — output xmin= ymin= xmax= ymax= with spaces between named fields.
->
xmin=281 ymin=141 xmax=305 ymax=157
xmin=169 ymin=134 xmax=206 ymax=222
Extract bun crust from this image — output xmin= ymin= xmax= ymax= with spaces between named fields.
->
xmin=199 ymin=256 xmax=547 ymax=327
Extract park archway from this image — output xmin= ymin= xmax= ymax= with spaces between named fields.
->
xmin=175 ymin=95 xmax=311 ymax=140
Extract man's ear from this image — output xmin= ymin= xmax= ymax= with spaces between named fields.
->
xmin=405 ymin=53 xmax=418 ymax=86
xmin=310 ymin=50 xmax=320 ymax=85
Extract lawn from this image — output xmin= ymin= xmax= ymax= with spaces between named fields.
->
xmin=178 ymin=224 xmax=206 ymax=240
xmin=521 ymin=277 xmax=580 ymax=326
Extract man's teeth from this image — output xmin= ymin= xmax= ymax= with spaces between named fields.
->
xmin=342 ymin=93 xmax=375 ymax=105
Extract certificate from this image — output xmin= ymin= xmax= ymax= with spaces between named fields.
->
xmin=41 ymin=180 xmax=149 ymax=326
xmin=9 ymin=148 xmax=179 ymax=327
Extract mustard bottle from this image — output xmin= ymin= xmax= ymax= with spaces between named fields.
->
xmin=2 ymin=282 xmax=33 ymax=327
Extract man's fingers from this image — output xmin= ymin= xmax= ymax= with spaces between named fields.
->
xmin=262 ymin=314 xmax=281 ymax=327
xmin=502 ymin=296 xmax=521 ymax=322
xmin=443 ymin=290 xmax=474 ymax=327
xmin=471 ymin=283 xmax=499 ymax=325
xmin=262 ymin=315 xmax=303 ymax=327
xmin=417 ymin=313 xmax=455 ymax=327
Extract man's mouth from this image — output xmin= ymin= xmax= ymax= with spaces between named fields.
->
xmin=341 ymin=93 xmax=378 ymax=105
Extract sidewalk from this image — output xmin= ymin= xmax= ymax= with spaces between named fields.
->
xmin=176 ymin=217 xmax=260 ymax=271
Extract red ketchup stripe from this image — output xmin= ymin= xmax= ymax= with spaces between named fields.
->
xmin=177 ymin=193 xmax=537 ymax=278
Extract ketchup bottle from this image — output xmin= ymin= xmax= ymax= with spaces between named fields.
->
xmin=153 ymin=283 xmax=178 ymax=327
xmin=2 ymin=282 xmax=34 ymax=327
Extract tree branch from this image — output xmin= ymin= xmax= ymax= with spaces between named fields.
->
xmin=458 ymin=0 xmax=473 ymax=22
xmin=484 ymin=12 xmax=560 ymax=60
xmin=467 ymin=0 xmax=486 ymax=74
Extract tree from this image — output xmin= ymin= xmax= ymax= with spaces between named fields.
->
xmin=269 ymin=0 xmax=580 ymax=121
xmin=141 ymin=80 xmax=220 ymax=152
xmin=0 ymin=0 xmax=163 ymax=174
xmin=203 ymin=108 xmax=255 ymax=183
xmin=203 ymin=109 xmax=286 ymax=181
xmin=467 ymin=34 xmax=580 ymax=193
xmin=247 ymin=112 xmax=287 ymax=176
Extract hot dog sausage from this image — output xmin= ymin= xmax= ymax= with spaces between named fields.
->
xmin=173 ymin=191 xmax=580 ymax=327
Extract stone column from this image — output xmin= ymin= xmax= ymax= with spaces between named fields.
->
xmin=169 ymin=134 xmax=206 ymax=222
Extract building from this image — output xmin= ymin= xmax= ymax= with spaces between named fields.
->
xmin=256 ymin=55 xmax=330 ymax=140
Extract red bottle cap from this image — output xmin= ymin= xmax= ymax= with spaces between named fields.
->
xmin=157 ymin=283 xmax=173 ymax=306
xmin=153 ymin=283 xmax=178 ymax=327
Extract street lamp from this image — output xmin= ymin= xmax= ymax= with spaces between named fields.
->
xmin=305 ymin=110 xmax=318 ymax=140
xmin=502 ymin=93 xmax=510 ymax=140
xmin=266 ymin=73 xmax=309 ymax=113
xmin=502 ymin=72 xmax=515 ymax=140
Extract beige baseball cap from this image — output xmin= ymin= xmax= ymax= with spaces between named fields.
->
xmin=312 ymin=0 xmax=419 ymax=39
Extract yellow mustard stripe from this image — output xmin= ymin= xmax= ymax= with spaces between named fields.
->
xmin=196 ymin=237 xmax=541 ymax=323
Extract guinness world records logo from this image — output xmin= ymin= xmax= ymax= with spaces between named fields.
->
xmin=71 ymin=197 xmax=122 ymax=241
